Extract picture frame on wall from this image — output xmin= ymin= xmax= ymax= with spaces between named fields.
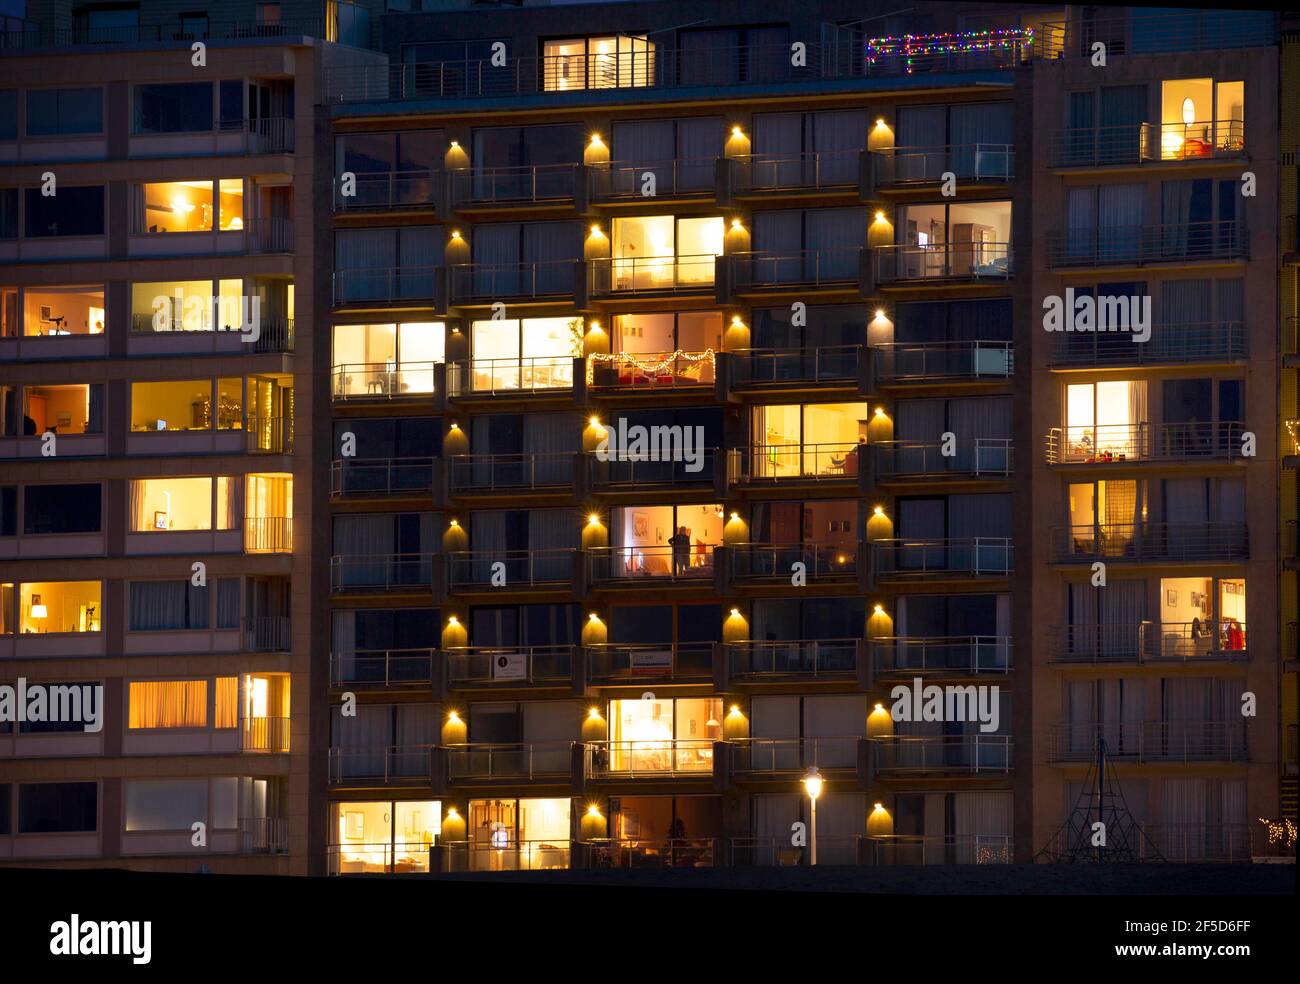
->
xmin=1166 ymin=588 xmax=1177 ymax=607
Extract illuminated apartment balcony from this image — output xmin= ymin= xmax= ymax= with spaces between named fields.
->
xmin=241 ymin=715 xmax=290 ymax=753
xmin=727 ymin=346 xmax=866 ymax=392
xmin=1036 ymin=8 xmax=1275 ymax=58
xmin=1048 ymin=321 xmax=1246 ymax=368
xmin=874 ymin=341 xmax=1013 ymax=385
xmin=588 ymin=158 xmax=718 ymax=203
xmin=589 ymin=352 xmax=715 ymax=391
xmin=1047 ymin=722 xmax=1247 ymax=763
xmin=871 ymin=243 xmax=1012 ymax=285
xmin=244 ymin=616 xmax=290 ymax=654
xmin=328 ymin=745 xmax=434 ymax=786
xmin=864 ymin=835 xmax=1013 ymax=866
xmin=728 ymin=444 xmax=865 ymax=486
xmin=244 ymin=517 xmax=291 ymax=553
xmin=725 ymin=249 xmax=864 ymax=296
xmin=586 ymin=642 xmax=713 ymax=683
xmin=441 ymin=840 xmax=572 ymax=872
xmin=874 ymin=440 xmax=1013 ymax=482
xmin=332 ymin=267 xmax=436 ymax=306
xmin=245 ymin=218 xmax=294 ymax=255
xmin=586 ymin=545 xmax=716 ymax=587
xmin=870 ymin=735 xmax=1013 ymax=776
xmin=447 ymin=549 xmax=576 ymax=592
xmin=245 ymin=415 xmax=293 ymax=454
xmin=584 ymin=740 xmax=717 ymax=780
xmin=726 ymin=639 xmax=860 ymax=682
xmin=870 ymin=538 xmax=1013 ymax=582
xmin=448 ymin=453 xmax=576 ymax=495
xmin=332 ymin=361 xmax=438 ymax=401
xmin=587 ymin=450 xmax=721 ymax=492
xmin=1052 ymin=522 xmax=1248 ymax=564
xmin=238 ymin=817 xmax=289 ymax=856
xmin=450 ymin=164 xmax=578 ymax=209
xmin=588 ymin=255 xmax=716 ymax=297
xmin=582 ymin=838 xmax=717 ymax=869
xmin=446 ymin=357 xmax=575 ymax=398
xmin=870 ymin=636 xmax=1012 ymax=678
xmin=330 ymin=554 xmax=435 ymax=593
xmin=445 ymin=742 xmax=573 ymax=783
xmin=1049 ymin=122 xmax=1245 ymax=169
xmin=330 ymin=458 xmax=436 ymax=498
xmin=1047 ymin=622 xmax=1248 ymax=664
xmin=728 ymin=151 xmax=862 ymax=197
xmin=727 ymin=544 xmax=860 ymax=585
xmin=124 ymin=315 xmax=292 ymax=356
xmin=1044 ymin=422 xmax=1245 ymax=465
xmin=730 ymin=737 xmax=858 ymax=777
xmin=449 ymin=261 xmax=580 ymax=305
xmin=328 ymin=841 xmax=432 ymax=875
xmin=329 ymin=648 xmax=437 ymax=689
xmin=445 ymin=645 xmax=575 ymax=690
xmin=332 ymin=170 xmax=440 ymax=212
xmin=869 ymin=144 xmax=1013 ymax=190
xmin=1046 ymin=222 xmax=1247 ymax=269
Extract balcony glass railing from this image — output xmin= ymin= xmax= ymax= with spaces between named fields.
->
xmin=1048 ymin=721 xmax=1247 ymax=762
xmin=875 ymin=242 xmax=1011 ymax=282
xmin=727 ymin=639 xmax=858 ymax=677
xmin=445 ymin=646 xmax=574 ymax=686
xmin=447 ymin=357 xmax=574 ymax=396
xmin=589 ymin=352 xmax=715 ymax=389
xmin=870 ymin=636 xmax=1011 ymax=675
xmin=589 ymin=255 xmax=716 ymax=294
xmin=732 ymin=736 xmax=859 ymax=772
xmin=1047 ymin=222 xmax=1247 ymax=268
xmin=450 ymin=261 xmax=576 ymax=301
xmin=446 ymin=741 xmax=572 ymax=780
xmin=730 ymin=346 xmax=860 ymax=387
xmin=587 ymin=449 xmax=717 ymax=488
xmin=1049 ymin=321 xmax=1245 ymax=367
xmin=874 ymin=439 xmax=1013 ymax=479
xmin=872 ymin=735 xmax=1013 ymax=774
xmin=1054 ymin=522 xmax=1248 ymax=563
xmin=729 ymin=544 xmax=858 ymax=580
xmin=731 ymin=442 xmax=863 ymax=482
xmin=448 ymin=452 xmax=573 ymax=492
xmin=244 ymin=616 xmax=290 ymax=653
xmin=586 ymin=740 xmax=715 ymax=777
xmin=333 ymin=267 xmax=436 ymax=305
xmin=1045 ymin=422 xmax=1245 ymax=464
xmin=875 ymin=144 xmax=1013 ymax=185
xmin=329 ymin=648 xmax=436 ymax=687
xmin=330 ymin=458 xmax=435 ymax=497
xmin=1036 ymin=10 xmax=1276 ymax=59
xmin=333 ymin=170 xmax=439 ymax=211
xmin=328 ymin=841 xmax=430 ymax=875
xmin=330 ymin=554 xmax=435 ymax=592
xmin=584 ymin=838 xmax=717 ymax=869
xmin=443 ymin=840 xmax=571 ymax=872
xmin=328 ymin=745 xmax=434 ymax=784
xmin=451 ymin=164 xmax=578 ymax=205
xmin=732 ymin=151 xmax=861 ymax=192
xmin=586 ymin=642 xmax=713 ymax=680
xmin=871 ymin=538 xmax=1013 ymax=579
xmin=875 ymin=340 xmax=1013 ymax=382
xmin=730 ymin=249 xmax=861 ymax=289
xmin=586 ymin=545 xmax=716 ymax=582
xmin=331 ymin=362 xmax=437 ymax=400
xmin=447 ymin=549 xmax=574 ymax=588
xmin=866 ymin=834 xmax=1013 ymax=865
xmin=1049 ymin=122 xmax=1244 ymax=168
xmin=589 ymin=158 xmax=717 ymax=200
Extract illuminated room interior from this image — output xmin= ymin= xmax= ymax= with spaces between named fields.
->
xmin=19 ymin=580 xmax=101 ymax=634
xmin=612 ymin=503 xmax=723 ymax=575
xmin=1065 ymin=380 xmax=1146 ymax=461
xmin=469 ymin=317 xmax=579 ymax=391
xmin=607 ymin=697 xmax=722 ymax=772
xmin=22 ymin=285 xmax=105 ymax=336
xmin=1160 ymin=78 xmax=1244 ymax=158
xmin=332 ymin=322 xmax=444 ymax=397
xmin=130 ymin=379 xmax=243 ymax=431
xmin=331 ymin=801 xmax=442 ymax=874
xmin=23 ymin=384 xmax=91 ymax=434
xmin=750 ymin=402 xmax=869 ymax=477
xmin=611 ymin=215 xmax=724 ymax=288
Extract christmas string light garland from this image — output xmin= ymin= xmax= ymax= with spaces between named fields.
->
xmin=586 ymin=349 xmax=715 ymax=385
xmin=865 ymin=28 xmax=1034 ymax=73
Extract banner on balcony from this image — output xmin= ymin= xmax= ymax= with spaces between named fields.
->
xmin=493 ymin=653 xmax=527 ymax=680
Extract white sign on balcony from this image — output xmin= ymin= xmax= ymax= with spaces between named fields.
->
xmin=493 ymin=653 xmax=527 ymax=681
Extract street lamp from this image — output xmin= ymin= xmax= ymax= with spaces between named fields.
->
xmin=802 ymin=767 xmax=823 ymax=865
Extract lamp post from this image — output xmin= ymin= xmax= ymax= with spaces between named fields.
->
xmin=802 ymin=766 xmax=823 ymax=865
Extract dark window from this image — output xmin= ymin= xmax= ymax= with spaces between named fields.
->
xmin=25 ymin=88 xmax=103 ymax=136
xmin=0 ymin=90 xmax=16 ymax=140
xmin=128 ymin=581 xmax=209 ymax=631
xmin=895 ymin=299 xmax=1013 ymax=343
xmin=216 ymin=578 xmax=241 ymax=628
xmin=678 ymin=604 xmax=722 ymax=642
xmin=23 ymin=484 xmax=101 ymax=535
xmin=134 ymin=82 xmax=213 ymax=134
xmin=468 ymin=703 xmax=521 ymax=743
xmin=18 ymin=681 xmax=100 ymax=733
xmin=1218 ymin=380 xmax=1243 ymax=423
xmin=218 ymin=80 xmax=243 ymax=128
xmin=0 ymin=189 xmax=17 ymax=240
xmin=24 ymin=186 xmax=105 ymax=238
xmin=611 ymin=605 xmax=673 ymax=644
xmin=18 ymin=781 xmax=97 ymax=833
xmin=0 ymin=784 xmax=9 ymax=833
xmin=0 ymin=485 xmax=14 ymax=536
xmin=332 ymin=417 xmax=438 ymax=458
xmin=345 ymin=608 xmax=438 ymax=652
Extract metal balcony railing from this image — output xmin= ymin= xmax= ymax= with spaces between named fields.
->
xmin=1053 ymin=522 xmax=1248 ymax=564
xmin=727 ymin=639 xmax=858 ymax=678
xmin=450 ymin=261 xmax=576 ymax=302
xmin=330 ymin=554 xmax=435 ymax=592
xmin=241 ymin=716 xmax=290 ymax=753
xmin=872 ymin=735 xmax=1013 ymax=774
xmin=585 ymin=740 xmax=715 ymax=778
xmin=244 ymin=517 xmax=292 ymax=553
xmin=589 ymin=352 xmax=715 ymax=389
xmin=874 ymin=439 xmax=1013 ymax=479
xmin=449 ymin=453 xmax=573 ymax=492
xmin=1049 ymin=122 xmax=1244 ymax=168
xmin=238 ymin=816 xmax=288 ymax=855
xmin=450 ymin=164 xmax=578 ymax=205
xmin=874 ymin=242 xmax=1012 ymax=282
xmin=446 ymin=741 xmax=572 ymax=780
xmin=730 ymin=442 xmax=863 ymax=482
xmin=328 ymin=841 xmax=430 ymax=875
xmin=586 ymin=643 xmax=713 ymax=681
xmin=729 ymin=345 xmax=859 ymax=387
xmin=871 ymin=538 xmax=1013 ymax=579
xmin=874 ymin=144 xmax=1014 ymax=185
xmin=244 ymin=615 xmax=290 ymax=653
xmin=730 ymin=835 xmax=857 ymax=866
xmin=322 ymin=37 xmax=1032 ymax=104
xmin=1048 ymin=320 xmax=1246 ymax=367
xmin=1045 ymin=422 xmax=1246 ymax=464
xmin=589 ymin=254 xmax=717 ymax=295
xmin=330 ymin=458 xmax=435 ymax=498
xmin=587 ymin=545 xmax=716 ymax=583
xmin=333 ymin=170 xmax=439 ymax=211
xmin=329 ymin=648 xmax=436 ymax=688
xmin=874 ymin=341 xmax=1013 ymax=382
xmin=865 ymin=834 xmax=1013 ymax=865
xmin=1 ymin=17 xmax=327 ymax=49
xmin=588 ymin=158 xmax=717 ymax=200
xmin=245 ymin=415 xmax=294 ymax=454
xmin=250 ymin=315 xmax=295 ymax=353
xmin=1047 ymin=222 xmax=1248 ymax=268
xmin=442 ymin=840 xmax=572 ymax=872
xmin=445 ymin=645 xmax=574 ymax=686
xmin=1048 ymin=722 xmax=1247 ymax=762
xmin=331 ymin=361 xmax=437 ymax=400
xmin=729 ymin=249 xmax=862 ymax=289
xmin=328 ymin=745 xmax=434 ymax=784
xmin=447 ymin=549 xmax=574 ymax=588
xmin=587 ymin=448 xmax=717 ymax=488
xmin=870 ymin=636 xmax=1012 ymax=676
xmin=245 ymin=218 xmax=293 ymax=254
xmin=731 ymin=151 xmax=861 ymax=192
xmin=1036 ymin=10 xmax=1276 ymax=59
xmin=332 ymin=267 xmax=436 ymax=305
xmin=584 ymin=838 xmax=718 ymax=869
xmin=1047 ymin=623 xmax=1148 ymax=664
xmin=446 ymin=357 xmax=575 ymax=396
xmin=728 ymin=544 xmax=858 ymax=581
xmin=731 ymin=736 xmax=859 ymax=773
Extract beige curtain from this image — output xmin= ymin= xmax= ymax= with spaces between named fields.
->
xmin=128 ymin=680 xmax=208 ymax=729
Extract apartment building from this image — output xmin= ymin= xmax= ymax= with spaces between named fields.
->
xmin=1 ymin=0 xmax=1289 ymax=880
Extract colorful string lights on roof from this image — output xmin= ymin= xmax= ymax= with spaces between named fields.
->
xmin=865 ymin=28 xmax=1034 ymax=73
